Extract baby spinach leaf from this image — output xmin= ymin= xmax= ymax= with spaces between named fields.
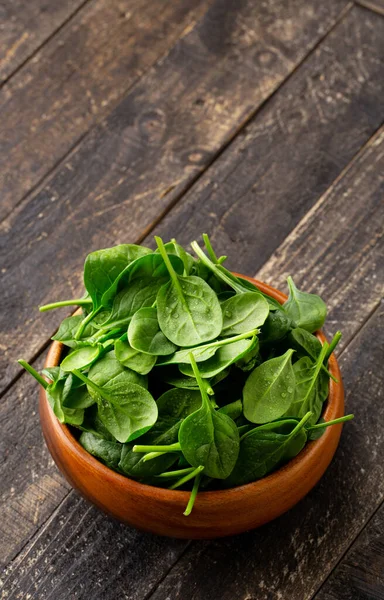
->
xmin=60 ymin=344 xmax=103 ymax=372
xmin=73 ymin=369 xmax=158 ymax=443
xmin=155 ymin=239 xmax=195 ymax=275
xmin=178 ymin=353 xmax=240 ymax=479
xmin=99 ymin=276 xmax=168 ymax=331
xmin=118 ymin=388 xmax=201 ymax=478
xmin=115 ymin=338 xmax=157 ymax=375
xmin=180 ymin=336 xmax=258 ymax=379
xmin=155 ymin=236 xmax=223 ymax=347
xmin=79 ymin=432 xmax=123 ymax=469
xmin=243 ymin=349 xmax=295 ymax=424
xmin=284 ymin=276 xmax=327 ymax=332
xmin=158 ymin=329 xmax=258 ymax=366
xmin=218 ymin=399 xmax=243 ymax=420
xmin=62 ymin=376 xmax=94 ymax=409
xmin=52 ymin=315 xmax=97 ymax=348
xmin=221 ymin=292 xmax=269 ymax=336
xmin=128 ymin=307 xmax=177 ymax=356
xmin=84 ymin=244 xmax=152 ymax=309
xmin=88 ymin=350 xmax=148 ymax=389
xmin=225 ymin=412 xmax=312 ymax=486
xmin=259 ymin=309 xmax=293 ymax=344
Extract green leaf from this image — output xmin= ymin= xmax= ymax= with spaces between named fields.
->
xmin=225 ymin=413 xmax=311 ymax=486
xmin=155 ymin=237 xmax=223 ymax=347
xmin=79 ymin=432 xmax=122 ymax=469
xmin=243 ymin=349 xmax=295 ymax=423
xmin=88 ymin=350 xmax=148 ymax=389
xmin=128 ymin=307 xmax=177 ymax=356
xmin=60 ymin=344 xmax=103 ymax=372
xmin=115 ymin=338 xmax=157 ymax=375
xmin=180 ymin=336 xmax=258 ymax=379
xmin=221 ymin=292 xmax=269 ymax=336
xmin=284 ymin=276 xmax=327 ymax=332
xmin=178 ymin=354 xmax=239 ymax=479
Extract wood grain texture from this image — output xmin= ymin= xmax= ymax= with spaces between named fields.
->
xmin=356 ymin=0 xmax=384 ymax=15
xmin=0 ymin=0 xmax=349 ymax=393
xmin=0 ymin=0 xmax=86 ymax=83
xmin=257 ymin=127 xmax=384 ymax=351
xmin=150 ymin=5 xmax=384 ymax=281
xmin=0 ymin=0 xmax=211 ymax=219
xmin=2 ymin=303 xmax=382 ymax=600
xmin=0 ymin=493 xmax=188 ymax=600
xmin=315 ymin=503 xmax=384 ymax=600
xmin=138 ymin=303 xmax=384 ymax=600
xmin=0 ymin=355 xmax=70 ymax=569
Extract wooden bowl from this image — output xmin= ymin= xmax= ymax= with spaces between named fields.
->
xmin=39 ymin=276 xmax=344 ymax=539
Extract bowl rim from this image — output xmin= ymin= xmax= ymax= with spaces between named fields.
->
xmin=42 ymin=275 xmax=344 ymax=503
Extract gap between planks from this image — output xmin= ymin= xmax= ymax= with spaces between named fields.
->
xmin=355 ymin=0 xmax=384 ymax=16
xmin=0 ymin=0 xmax=92 ymax=89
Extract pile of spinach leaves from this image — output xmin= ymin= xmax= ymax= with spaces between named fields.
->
xmin=19 ymin=235 xmax=353 ymax=516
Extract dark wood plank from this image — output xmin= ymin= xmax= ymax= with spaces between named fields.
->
xmin=0 ymin=0 xmax=86 ymax=83
xmin=0 ymin=493 xmax=188 ymax=600
xmin=148 ymin=5 xmax=384 ymax=282
xmin=356 ymin=0 xmax=384 ymax=16
xmin=143 ymin=303 xmax=384 ymax=600
xmin=0 ymin=356 xmax=70 ymax=569
xmin=315 ymin=503 xmax=384 ymax=600
xmin=1 ymin=70 xmax=383 ymax=600
xmin=0 ymin=0 xmax=350 ymax=394
xmin=0 ymin=0 xmax=211 ymax=220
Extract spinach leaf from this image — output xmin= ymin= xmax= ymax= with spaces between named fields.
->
xmin=259 ymin=309 xmax=293 ymax=344
xmin=73 ymin=368 xmax=157 ymax=443
xmin=60 ymin=344 xmax=103 ymax=372
xmin=218 ymin=399 xmax=243 ymax=420
xmin=52 ymin=315 xmax=97 ymax=348
xmin=284 ymin=276 xmax=327 ymax=332
xmin=155 ymin=239 xmax=195 ymax=275
xmin=79 ymin=432 xmax=122 ymax=469
xmin=128 ymin=307 xmax=177 ymax=356
xmin=115 ymin=338 xmax=157 ymax=375
xmin=221 ymin=292 xmax=269 ymax=336
xmin=155 ymin=236 xmax=223 ymax=346
xmin=98 ymin=276 xmax=168 ymax=331
xmin=178 ymin=353 xmax=240 ymax=479
xmin=225 ymin=413 xmax=312 ymax=486
xmin=283 ymin=343 xmax=329 ymax=425
xmin=88 ymin=350 xmax=148 ymax=389
xmin=243 ymin=349 xmax=295 ymax=424
xmin=119 ymin=388 xmax=201 ymax=478
xmin=180 ymin=336 xmax=258 ymax=379
xmin=158 ymin=329 xmax=258 ymax=366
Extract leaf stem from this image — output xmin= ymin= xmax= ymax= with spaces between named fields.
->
xmin=325 ymin=331 xmax=342 ymax=361
xmin=133 ymin=442 xmax=181 ymax=454
xmin=155 ymin=467 xmax=196 ymax=479
xmin=289 ymin=411 xmax=313 ymax=438
xmin=142 ymin=451 xmax=169 ymax=462
xmin=307 ymin=414 xmax=354 ymax=431
xmin=155 ymin=236 xmax=181 ymax=289
xmin=189 ymin=352 xmax=210 ymax=410
xmin=184 ymin=470 xmax=203 ymax=515
xmin=169 ymin=465 xmax=204 ymax=490
xmin=39 ymin=298 xmax=92 ymax=312
xmin=71 ymin=368 xmax=113 ymax=403
xmin=18 ymin=359 xmax=48 ymax=389
xmin=74 ymin=306 xmax=102 ymax=340
xmin=202 ymin=233 xmax=219 ymax=263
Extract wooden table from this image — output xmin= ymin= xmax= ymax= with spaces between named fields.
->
xmin=1 ymin=0 xmax=383 ymax=598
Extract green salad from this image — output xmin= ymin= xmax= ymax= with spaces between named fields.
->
xmin=19 ymin=234 xmax=353 ymax=516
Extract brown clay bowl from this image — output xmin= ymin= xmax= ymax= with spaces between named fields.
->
xmin=39 ymin=275 xmax=344 ymax=539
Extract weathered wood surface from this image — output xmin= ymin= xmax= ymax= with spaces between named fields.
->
xmin=315 ymin=503 xmax=384 ymax=600
xmin=0 ymin=0 xmax=86 ymax=83
xmin=0 ymin=0 xmax=211 ymax=220
xmin=0 ymin=354 xmax=72 ymax=570
xmin=0 ymin=0 xmax=350 ymax=394
xmin=150 ymin=5 xmax=384 ymax=280
xmin=356 ymin=0 xmax=384 ymax=15
xmin=1 ymin=77 xmax=383 ymax=600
